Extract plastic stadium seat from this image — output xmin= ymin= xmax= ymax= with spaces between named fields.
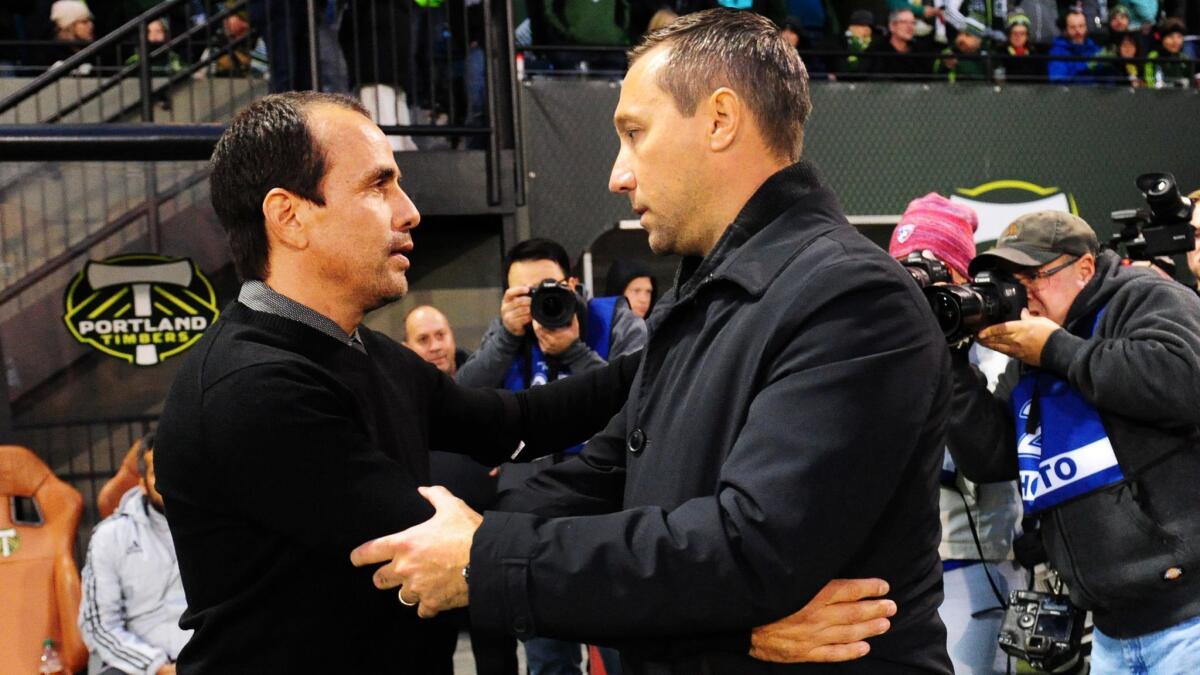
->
xmin=97 ymin=441 xmax=143 ymax=519
xmin=0 ymin=445 xmax=88 ymax=674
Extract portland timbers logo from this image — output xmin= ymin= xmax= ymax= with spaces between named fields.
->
xmin=64 ymin=254 xmax=219 ymax=366
xmin=951 ymin=180 xmax=1078 ymax=244
xmin=0 ymin=528 xmax=19 ymax=557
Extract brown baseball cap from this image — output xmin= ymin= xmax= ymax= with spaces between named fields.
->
xmin=969 ymin=210 xmax=1099 ymax=275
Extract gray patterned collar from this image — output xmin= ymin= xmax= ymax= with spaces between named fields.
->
xmin=238 ymin=280 xmax=366 ymax=354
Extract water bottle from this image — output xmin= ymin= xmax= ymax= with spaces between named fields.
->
xmin=38 ymin=639 xmax=63 ymax=674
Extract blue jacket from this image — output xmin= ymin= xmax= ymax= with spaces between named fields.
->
xmin=1048 ymin=36 xmax=1102 ymax=84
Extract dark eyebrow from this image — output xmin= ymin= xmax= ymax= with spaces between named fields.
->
xmin=360 ymin=166 xmax=398 ymax=190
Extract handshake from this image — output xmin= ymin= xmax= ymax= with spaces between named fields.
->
xmin=350 ymin=486 xmax=899 ymax=664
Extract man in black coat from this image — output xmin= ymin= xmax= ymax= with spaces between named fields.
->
xmin=354 ymin=9 xmax=953 ymax=674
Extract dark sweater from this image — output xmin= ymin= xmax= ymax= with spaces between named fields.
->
xmin=948 ymin=252 xmax=1200 ymax=637
xmin=156 ymin=302 xmax=635 ymax=673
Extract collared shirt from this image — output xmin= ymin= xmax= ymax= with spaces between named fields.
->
xmin=238 ymin=280 xmax=366 ymax=354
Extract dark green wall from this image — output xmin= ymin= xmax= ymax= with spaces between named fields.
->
xmin=522 ymin=80 xmax=1200 ymax=257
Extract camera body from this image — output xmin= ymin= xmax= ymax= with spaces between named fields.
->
xmin=1110 ymin=172 xmax=1197 ymax=260
xmin=529 ymin=279 xmax=578 ymax=329
xmin=923 ymin=271 xmax=1027 ymax=343
xmin=900 ymin=251 xmax=953 ymax=288
xmin=998 ymin=590 xmax=1084 ymax=672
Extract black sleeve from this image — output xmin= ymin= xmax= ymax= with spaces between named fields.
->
xmin=945 ymin=347 xmax=1020 ymax=483
xmin=428 ymin=351 xmax=642 ymax=466
xmin=491 ymin=400 xmax=630 ymax=518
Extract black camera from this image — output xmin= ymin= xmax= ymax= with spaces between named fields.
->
xmin=529 ymin=279 xmax=578 ymax=329
xmin=924 ymin=271 xmax=1027 ymax=343
xmin=900 ymin=251 xmax=952 ymax=288
xmin=1109 ymin=172 xmax=1197 ymax=260
xmin=998 ymin=590 xmax=1084 ymax=673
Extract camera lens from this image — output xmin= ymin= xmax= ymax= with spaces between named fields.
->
xmin=529 ymin=281 xmax=577 ymax=329
xmin=930 ymin=292 xmax=961 ymax=334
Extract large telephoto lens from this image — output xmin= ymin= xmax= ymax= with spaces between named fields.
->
xmin=924 ymin=275 xmax=1026 ymax=343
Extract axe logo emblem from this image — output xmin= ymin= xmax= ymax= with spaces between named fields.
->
xmin=0 ymin=529 xmax=19 ymax=558
xmin=63 ymin=254 xmax=220 ymax=366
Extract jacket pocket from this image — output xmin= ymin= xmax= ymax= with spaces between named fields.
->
xmin=1044 ymin=481 xmax=1196 ymax=610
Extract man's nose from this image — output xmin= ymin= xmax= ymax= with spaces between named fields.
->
xmin=394 ymin=187 xmax=421 ymax=231
xmin=609 ymin=161 xmax=635 ymax=194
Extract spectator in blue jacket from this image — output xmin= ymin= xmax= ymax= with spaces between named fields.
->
xmin=1048 ymin=8 xmax=1102 ymax=83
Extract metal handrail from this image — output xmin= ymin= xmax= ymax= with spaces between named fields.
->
xmin=43 ymin=1 xmax=252 ymax=125
xmin=0 ymin=0 xmax=192 ymax=118
xmin=0 ymin=167 xmax=210 ymax=306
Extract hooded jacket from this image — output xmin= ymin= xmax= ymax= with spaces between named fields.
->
xmin=79 ymin=488 xmax=191 ymax=675
xmin=948 ymin=251 xmax=1200 ymax=637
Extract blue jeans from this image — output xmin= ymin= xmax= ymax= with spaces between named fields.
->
xmin=1092 ymin=614 xmax=1200 ymax=674
xmin=524 ymin=637 xmax=582 ymax=675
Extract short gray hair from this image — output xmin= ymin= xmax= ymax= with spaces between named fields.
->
xmin=628 ymin=8 xmax=811 ymax=162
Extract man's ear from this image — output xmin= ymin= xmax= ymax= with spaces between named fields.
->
xmin=1077 ymin=253 xmax=1096 ymax=285
xmin=263 ymin=187 xmax=310 ymax=251
xmin=708 ymin=87 xmax=741 ymax=153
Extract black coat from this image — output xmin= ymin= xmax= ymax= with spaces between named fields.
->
xmin=469 ymin=162 xmax=954 ymax=674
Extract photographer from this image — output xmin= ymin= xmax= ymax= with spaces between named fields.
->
xmin=458 ymin=238 xmax=646 ymax=393
xmin=890 ymin=194 xmax=1023 ymax=674
xmin=1186 ymin=188 xmax=1200 ymax=292
xmin=947 ymin=210 xmax=1200 ymax=671
xmin=456 ymin=237 xmax=645 ymax=675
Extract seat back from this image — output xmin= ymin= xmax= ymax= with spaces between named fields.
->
xmin=97 ymin=441 xmax=143 ymax=519
xmin=0 ymin=445 xmax=88 ymax=674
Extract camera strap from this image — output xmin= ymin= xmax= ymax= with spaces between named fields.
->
xmin=952 ymin=479 xmax=1009 ymax=611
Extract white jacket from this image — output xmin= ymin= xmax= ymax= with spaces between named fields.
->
xmin=79 ymin=488 xmax=191 ymax=675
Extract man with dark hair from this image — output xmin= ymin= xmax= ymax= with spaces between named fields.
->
xmin=457 ymin=239 xmax=645 ymax=675
xmin=1048 ymin=8 xmax=1102 ymax=83
xmin=80 ymin=434 xmax=190 ymax=675
xmin=458 ymin=238 xmax=645 ymax=397
xmin=354 ymin=9 xmax=953 ymax=674
xmin=155 ymin=91 xmax=639 ymax=672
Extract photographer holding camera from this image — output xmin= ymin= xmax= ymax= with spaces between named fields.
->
xmin=891 ymin=194 xmax=1024 ymax=674
xmin=947 ymin=210 xmax=1200 ymax=672
xmin=457 ymin=237 xmax=646 ymax=674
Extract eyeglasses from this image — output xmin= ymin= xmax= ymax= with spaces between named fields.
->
xmin=1012 ymin=256 xmax=1080 ymax=284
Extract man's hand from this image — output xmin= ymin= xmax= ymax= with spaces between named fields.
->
xmin=156 ymin=664 xmax=177 ymax=675
xmin=976 ymin=308 xmax=1061 ymax=366
xmin=501 ymin=286 xmax=532 ymax=337
xmin=750 ymin=579 xmax=896 ymax=663
xmin=350 ymin=486 xmax=482 ymax=618
xmin=533 ymin=315 xmax=581 ymax=356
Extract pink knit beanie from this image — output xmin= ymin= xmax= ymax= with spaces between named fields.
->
xmin=888 ymin=193 xmax=979 ymax=279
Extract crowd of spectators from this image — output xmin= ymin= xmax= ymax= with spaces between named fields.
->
xmin=1 ymin=1 xmax=1196 ymax=97
xmin=514 ymin=0 xmax=1199 ymax=85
